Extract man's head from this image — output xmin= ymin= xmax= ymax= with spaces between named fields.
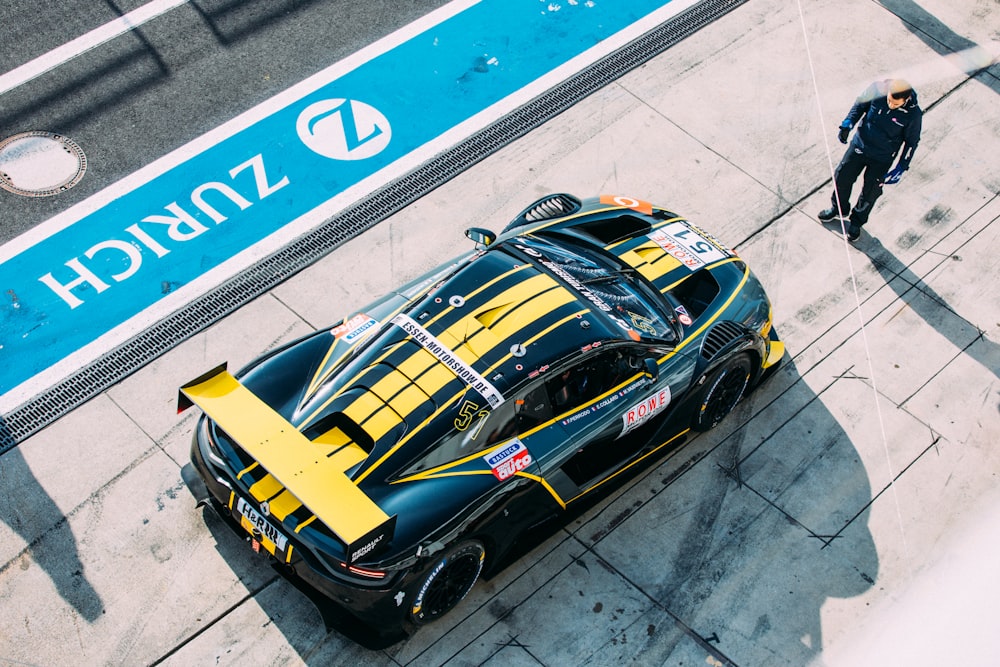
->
xmin=887 ymin=79 xmax=912 ymax=109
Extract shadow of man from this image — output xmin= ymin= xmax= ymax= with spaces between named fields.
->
xmin=0 ymin=429 xmax=103 ymax=622
xmin=877 ymin=0 xmax=1000 ymax=96
xmin=864 ymin=236 xmax=999 ymax=398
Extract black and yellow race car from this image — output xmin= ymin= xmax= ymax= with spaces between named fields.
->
xmin=179 ymin=193 xmax=783 ymax=634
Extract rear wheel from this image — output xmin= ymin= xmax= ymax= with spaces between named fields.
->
xmin=693 ymin=354 xmax=752 ymax=432
xmin=409 ymin=540 xmax=485 ymax=625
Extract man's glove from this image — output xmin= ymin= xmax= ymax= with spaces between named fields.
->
xmin=884 ymin=165 xmax=906 ymax=185
xmin=837 ymin=124 xmax=851 ymax=144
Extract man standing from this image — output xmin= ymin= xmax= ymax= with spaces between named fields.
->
xmin=819 ymin=79 xmax=922 ymax=241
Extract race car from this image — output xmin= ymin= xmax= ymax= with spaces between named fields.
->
xmin=179 ymin=193 xmax=783 ymax=634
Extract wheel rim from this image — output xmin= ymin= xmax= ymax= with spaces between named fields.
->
xmin=704 ymin=368 xmax=749 ymax=426
xmin=421 ymin=553 xmax=481 ymax=619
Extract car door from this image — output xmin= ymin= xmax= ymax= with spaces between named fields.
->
xmin=528 ymin=345 xmax=681 ymax=505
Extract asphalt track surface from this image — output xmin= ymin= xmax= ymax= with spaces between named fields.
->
xmin=1 ymin=1 xmax=999 ymax=665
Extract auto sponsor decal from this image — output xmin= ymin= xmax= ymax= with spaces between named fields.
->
xmin=345 ymin=514 xmax=397 ymax=564
xmin=483 ymin=439 xmax=532 ymax=481
xmin=392 ymin=313 xmax=504 ymax=408
xmin=331 ymin=313 xmax=378 ymax=345
xmin=648 ymin=222 xmax=728 ymax=270
xmin=684 ymin=220 xmax=732 ymax=254
xmin=620 ymin=386 xmax=672 ymax=435
xmin=514 ymin=244 xmax=635 ymax=333
xmin=350 ymin=532 xmax=387 ymax=563
xmin=540 ymin=258 xmax=614 ymax=313
xmin=514 ymin=243 xmax=616 ymax=315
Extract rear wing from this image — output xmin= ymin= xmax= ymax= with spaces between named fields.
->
xmin=179 ymin=364 xmax=395 ymax=563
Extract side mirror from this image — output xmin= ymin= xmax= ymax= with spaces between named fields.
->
xmin=643 ymin=358 xmax=659 ymax=383
xmin=465 ymin=227 xmax=496 ymax=248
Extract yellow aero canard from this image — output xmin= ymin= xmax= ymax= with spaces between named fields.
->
xmin=179 ymin=365 xmax=396 ymax=563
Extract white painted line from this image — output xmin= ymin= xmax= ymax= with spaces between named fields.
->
xmin=0 ymin=0 xmax=190 ymax=97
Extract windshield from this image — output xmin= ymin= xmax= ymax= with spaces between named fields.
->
xmin=511 ymin=235 xmax=678 ymax=343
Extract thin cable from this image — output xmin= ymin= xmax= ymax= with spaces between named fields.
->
xmin=793 ymin=0 xmax=908 ymax=560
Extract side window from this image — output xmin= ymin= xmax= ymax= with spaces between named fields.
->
xmin=547 ymin=364 xmax=595 ymax=412
xmin=669 ymin=272 xmax=720 ymax=320
xmin=545 ymin=348 xmax=645 ymax=413
xmin=478 ymin=400 xmax=519 ymax=449
xmin=515 ymin=383 xmax=553 ymax=432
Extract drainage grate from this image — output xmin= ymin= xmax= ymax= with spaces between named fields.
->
xmin=0 ymin=0 xmax=748 ymax=454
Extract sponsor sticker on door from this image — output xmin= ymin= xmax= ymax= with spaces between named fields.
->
xmin=483 ymin=439 xmax=532 ymax=481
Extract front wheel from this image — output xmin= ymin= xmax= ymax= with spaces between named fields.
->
xmin=692 ymin=354 xmax=752 ymax=432
xmin=409 ymin=540 xmax=485 ymax=625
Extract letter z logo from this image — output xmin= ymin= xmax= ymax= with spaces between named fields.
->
xmin=296 ymin=99 xmax=392 ymax=160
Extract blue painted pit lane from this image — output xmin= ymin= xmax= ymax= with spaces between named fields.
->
xmin=0 ymin=0 xmax=697 ymax=403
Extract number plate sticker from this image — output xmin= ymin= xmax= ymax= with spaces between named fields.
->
xmin=236 ymin=497 xmax=288 ymax=553
xmin=648 ymin=223 xmax=728 ymax=269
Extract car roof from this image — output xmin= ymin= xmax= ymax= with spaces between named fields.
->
xmin=249 ymin=201 xmax=741 ymax=488
xmin=316 ymin=238 xmax=631 ymax=467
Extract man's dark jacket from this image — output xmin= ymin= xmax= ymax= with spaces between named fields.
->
xmin=842 ymin=79 xmax=922 ymax=169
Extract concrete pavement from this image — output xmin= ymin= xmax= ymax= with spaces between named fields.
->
xmin=1 ymin=0 xmax=998 ymax=665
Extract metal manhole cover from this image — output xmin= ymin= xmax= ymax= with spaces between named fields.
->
xmin=0 ymin=131 xmax=87 ymax=197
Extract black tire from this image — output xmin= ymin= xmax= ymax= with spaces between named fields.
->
xmin=409 ymin=540 xmax=485 ymax=625
xmin=692 ymin=354 xmax=752 ymax=432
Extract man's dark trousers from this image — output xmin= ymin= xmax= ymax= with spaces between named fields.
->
xmin=830 ymin=147 xmax=891 ymax=226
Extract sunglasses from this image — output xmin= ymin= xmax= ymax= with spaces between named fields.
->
xmin=890 ymin=90 xmax=910 ymax=101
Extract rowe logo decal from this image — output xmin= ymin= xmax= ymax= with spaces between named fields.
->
xmin=620 ymin=387 xmax=672 ymax=436
xmin=296 ymin=99 xmax=391 ymax=161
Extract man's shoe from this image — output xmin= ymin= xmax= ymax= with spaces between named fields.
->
xmin=846 ymin=224 xmax=861 ymax=242
xmin=818 ymin=207 xmax=841 ymax=222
